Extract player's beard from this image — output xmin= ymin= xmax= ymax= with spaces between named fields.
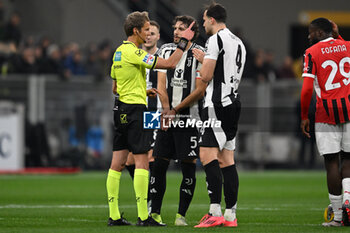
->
xmin=205 ymin=27 xmax=213 ymax=36
xmin=174 ymin=36 xmax=180 ymax=44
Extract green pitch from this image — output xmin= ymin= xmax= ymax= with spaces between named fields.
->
xmin=0 ymin=170 xmax=348 ymax=232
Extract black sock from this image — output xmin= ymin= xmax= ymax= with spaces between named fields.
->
xmin=125 ymin=164 xmax=135 ymax=180
xmin=178 ymin=162 xmax=196 ymax=217
xmin=221 ymin=164 xmax=239 ymax=209
xmin=204 ymin=160 xmax=222 ymax=204
xmin=147 ymin=161 xmax=154 ymax=202
xmin=150 ymin=158 xmax=169 ymax=214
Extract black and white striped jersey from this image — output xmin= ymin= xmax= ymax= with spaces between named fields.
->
xmin=157 ymin=42 xmax=205 ymax=119
xmin=146 ymin=48 xmax=161 ymax=111
xmin=146 ymin=67 xmax=161 ymax=111
xmin=204 ymin=28 xmax=246 ymax=108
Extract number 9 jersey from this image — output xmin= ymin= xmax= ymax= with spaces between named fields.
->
xmin=302 ymin=37 xmax=350 ymax=124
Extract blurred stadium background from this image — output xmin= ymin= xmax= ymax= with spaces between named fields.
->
xmin=1 ymin=0 xmax=350 ymax=231
xmin=0 ymin=0 xmax=349 ymax=171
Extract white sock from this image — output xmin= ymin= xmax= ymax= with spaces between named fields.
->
xmin=224 ymin=204 xmax=237 ymax=221
xmin=329 ymin=194 xmax=343 ymax=221
xmin=343 ymin=178 xmax=350 ymax=203
xmin=209 ymin=203 xmax=222 ymax=216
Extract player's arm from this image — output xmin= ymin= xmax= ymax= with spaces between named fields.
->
xmin=157 ymin=71 xmax=172 ymax=130
xmin=157 ymin=71 xmax=170 ymax=110
xmin=154 ymin=22 xmax=195 ymax=69
xmin=147 ymin=88 xmax=159 ymax=98
xmin=200 ymin=58 xmax=217 ymax=83
xmin=112 ymin=80 xmax=117 ymax=94
xmin=300 ymin=77 xmax=314 ymax=138
xmin=300 ymin=49 xmax=316 ymax=138
xmin=171 ymin=77 xmax=207 ymax=114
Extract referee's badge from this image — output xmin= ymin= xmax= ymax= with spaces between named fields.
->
xmin=143 ymin=110 xmax=161 ymax=129
xmin=120 ymin=114 xmax=128 ymax=124
xmin=114 ymin=51 xmax=121 ymax=61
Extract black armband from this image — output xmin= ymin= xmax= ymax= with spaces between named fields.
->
xmin=177 ymin=37 xmax=189 ymax=51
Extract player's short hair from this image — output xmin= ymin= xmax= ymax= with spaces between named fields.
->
xmin=124 ymin=11 xmax=150 ymax=37
xmin=205 ymin=2 xmax=227 ymax=23
xmin=310 ymin=18 xmax=333 ymax=34
xmin=150 ymin=20 xmax=160 ymax=32
xmin=173 ymin=15 xmax=199 ymax=41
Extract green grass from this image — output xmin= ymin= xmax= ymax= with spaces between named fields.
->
xmin=0 ymin=170 xmax=348 ymax=232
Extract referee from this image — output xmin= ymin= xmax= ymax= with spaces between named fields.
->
xmin=106 ymin=11 xmax=194 ymax=227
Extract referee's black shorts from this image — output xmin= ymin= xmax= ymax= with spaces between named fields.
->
xmin=113 ymin=101 xmax=153 ymax=154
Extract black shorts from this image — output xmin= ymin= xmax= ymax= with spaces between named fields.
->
xmin=199 ymin=97 xmax=241 ymax=150
xmin=153 ymin=127 xmax=199 ymax=160
xmin=113 ymin=101 xmax=153 ymax=154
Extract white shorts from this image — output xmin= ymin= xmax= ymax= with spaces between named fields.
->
xmin=315 ymin=122 xmax=350 ymax=156
xmin=199 ymin=105 xmax=239 ymax=151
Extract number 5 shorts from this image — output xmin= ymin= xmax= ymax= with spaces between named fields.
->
xmin=152 ymin=126 xmax=199 ymax=160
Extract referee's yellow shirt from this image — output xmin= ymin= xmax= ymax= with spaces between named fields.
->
xmin=110 ymin=41 xmax=158 ymax=106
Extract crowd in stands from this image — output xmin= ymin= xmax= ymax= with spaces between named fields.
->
xmin=0 ymin=5 xmax=302 ymax=82
xmin=233 ymin=28 xmax=302 ymax=83
xmin=0 ymin=8 xmax=114 ymax=81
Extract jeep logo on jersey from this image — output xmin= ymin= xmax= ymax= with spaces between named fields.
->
xmin=143 ymin=111 xmax=161 ymax=129
xmin=0 ymin=133 xmax=11 ymax=158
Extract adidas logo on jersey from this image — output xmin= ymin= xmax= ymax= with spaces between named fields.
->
xmin=188 ymin=150 xmax=197 ymax=157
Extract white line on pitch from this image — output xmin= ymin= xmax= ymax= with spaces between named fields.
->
xmin=0 ymin=204 xmax=323 ymax=211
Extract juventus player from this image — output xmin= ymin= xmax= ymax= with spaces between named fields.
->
xmin=300 ymin=18 xmax=350 ymax=227
xmin=194 ymin=2 xmax=246 ymax=228
xmin=125 ymin=20 xmax=161 ymax=179
xmin=149 ymin=15 xmax=206 ymax=226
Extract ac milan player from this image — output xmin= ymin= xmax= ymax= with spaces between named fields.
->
xmin=300 ymin=18 xmax=350 ymax=227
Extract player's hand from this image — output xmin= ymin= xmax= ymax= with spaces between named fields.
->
xmin=181 ymin=21 xmax=195 ymax=41
xmin=193 ymin=48 xmax=205 ymax=63
xmin=146 ymin=88 xmax=159 ymax=98
xmin=330 ymin=20 xmax=339 ymax=39
xmin=161 ymin=108 xmax=175 ymax=131
xmin=161 ymin=108 xmax=170 ymax=131
xmin=300 ymin=119 xmax=311 ymax=138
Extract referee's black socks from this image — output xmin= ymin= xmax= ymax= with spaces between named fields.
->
xmin=204 ymin=159 xmax=222 ymax=204
xmin=221 ymin=164 xmax=239 ymax=209
xmin=178 ymin=161 xmax=196 ymax=217
xmin=147 ymin=161 xmax=154 ymax=202
xmin=150 ymin=158 xmax=169 ymax=214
